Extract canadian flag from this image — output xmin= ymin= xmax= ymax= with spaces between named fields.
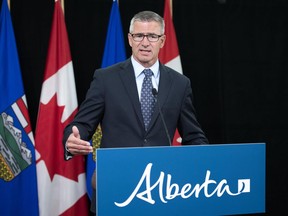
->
xmin=159 ymin=0 xmax=182 ymax=145
xmin=35 ymin=1 xmax=89 ymax=215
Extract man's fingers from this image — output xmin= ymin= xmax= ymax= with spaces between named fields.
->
xmin=72 ymin=126 xmax=80 ymax=139
xmin=67 ymin=126 xmax=93 ymax=155
xmin=69 ymin=144 xmax=93 ymax=155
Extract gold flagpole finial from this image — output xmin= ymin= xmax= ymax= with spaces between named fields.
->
xmin=170 ymin=0 xmax=173 ymax=17
xmin=7 ymin=0 xmax=10 ymax=10
xmin=61 ymin=0 xmax=65 ymax=14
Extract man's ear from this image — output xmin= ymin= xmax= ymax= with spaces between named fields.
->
xmin=160 ymin=35 xmax=166 ymax=48
xmin=128 ymin=33 xmax=133 ymax=47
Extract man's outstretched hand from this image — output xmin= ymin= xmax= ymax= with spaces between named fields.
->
xmin=66 ymin=126 xmax=93 ymax=155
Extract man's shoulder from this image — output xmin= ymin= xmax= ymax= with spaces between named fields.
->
xmin=99 ymin=58 xmax=131 ymax=73
xmin=161 ymin=64 xmax=189 ymax=82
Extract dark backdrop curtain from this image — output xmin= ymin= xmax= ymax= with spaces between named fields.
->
xmin=5 ymin=0 xmax=288 ymax=214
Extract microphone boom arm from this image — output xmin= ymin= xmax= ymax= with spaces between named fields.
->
xmin=152 ymin=88 xmax=172 ymax=146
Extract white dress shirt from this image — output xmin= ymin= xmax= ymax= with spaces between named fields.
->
xmin=131 ymin=55 xmax=160 ymax=100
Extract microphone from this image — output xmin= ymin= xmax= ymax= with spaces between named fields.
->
xmin=152 ymin=88 xmax=172 ymax=146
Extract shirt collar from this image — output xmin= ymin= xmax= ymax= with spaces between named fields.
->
xmin=131 ymin=55 xmax=160 ymax=78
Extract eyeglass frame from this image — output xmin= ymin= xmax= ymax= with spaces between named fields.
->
xmin=129 ymin=33 xmax=163 ymax=42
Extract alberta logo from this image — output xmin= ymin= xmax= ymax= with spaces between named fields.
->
xmin=115 ymin=163 xmax=252 ymax=207
xmin=0 ymin=112 xmax=32 ymax=181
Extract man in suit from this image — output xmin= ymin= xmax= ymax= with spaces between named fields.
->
xmin=63 ymin=10 xmax=208 ymax=214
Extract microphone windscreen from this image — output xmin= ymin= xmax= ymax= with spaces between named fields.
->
xmin=152 ymin=88 xmax=158 ymax=96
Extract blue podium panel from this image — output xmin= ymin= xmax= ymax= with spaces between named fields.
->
xmin=96 ymin=143 xmax=265 ymax=216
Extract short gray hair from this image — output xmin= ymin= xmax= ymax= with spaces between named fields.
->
xmin=129 ymin=11 xmax=165 ymax=35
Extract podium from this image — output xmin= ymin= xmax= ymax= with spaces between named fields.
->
xmin=96 ymin=143 xmax=265 ymax=216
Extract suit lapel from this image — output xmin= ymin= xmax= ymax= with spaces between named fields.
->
xmin=118 ymin=60 xmax=173 ymax=132
xmin=118 ymin=59 xmax=144 ymax=128
xmin=148 ymin=64 xmax=172 ymax=132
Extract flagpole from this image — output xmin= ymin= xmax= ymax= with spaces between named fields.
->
xmin=55 ymin=0 xmax=65 ymax=14
xmin=61 ymin=0 xmax=65 ymax=14
xmin=170 ymin=0 xmax=173 ymax=18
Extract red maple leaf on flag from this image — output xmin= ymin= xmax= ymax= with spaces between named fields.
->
xmin=36 ymin=94 xmax=81 ymax=181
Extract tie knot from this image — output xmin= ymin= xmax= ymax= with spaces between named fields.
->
xmin=143 ymin=69 xmax=153 ymax=77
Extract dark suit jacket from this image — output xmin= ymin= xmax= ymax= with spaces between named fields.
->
xmin=63 ymin=58 xmax=208 ymax=215
xmin=63 ymin=58 xmax=208 ymax=150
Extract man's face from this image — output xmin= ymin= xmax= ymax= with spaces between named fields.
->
xmin=128 ymin=21 xmax=166 ymax=68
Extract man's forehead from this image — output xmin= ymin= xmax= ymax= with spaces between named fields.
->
xmin=133 ymin=21 xmax=161 ymax=32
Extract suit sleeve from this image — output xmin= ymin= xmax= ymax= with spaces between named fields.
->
xmin=62 ymin=69 xmax=105 ymax=160
xmin=178 ymin=79 xmax=209 ymax=145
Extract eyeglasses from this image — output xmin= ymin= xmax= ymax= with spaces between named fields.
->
xmin=130 ymin=33 xmax=163 ymax=42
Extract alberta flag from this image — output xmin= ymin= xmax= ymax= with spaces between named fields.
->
xmin=159 ymin=0 xmax=183 ymax=145
xmin=0 ymin=0 xmax=39 ymax=215
xmin=87 ymin=0 xmax=126 ymax=199
xmin=101 ymin=0 xmax=126 ymax=67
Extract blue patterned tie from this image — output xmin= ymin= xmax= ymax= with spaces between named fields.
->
xmin=141 ymin=69 xmax=155 ymax=131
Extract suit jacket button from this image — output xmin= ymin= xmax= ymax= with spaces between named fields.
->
xmin=144 ymin=139 xmax=147 ymax=144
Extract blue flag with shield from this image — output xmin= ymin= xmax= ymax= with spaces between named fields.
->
xmin=0 ymin=0 xmax=39 ymax=215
